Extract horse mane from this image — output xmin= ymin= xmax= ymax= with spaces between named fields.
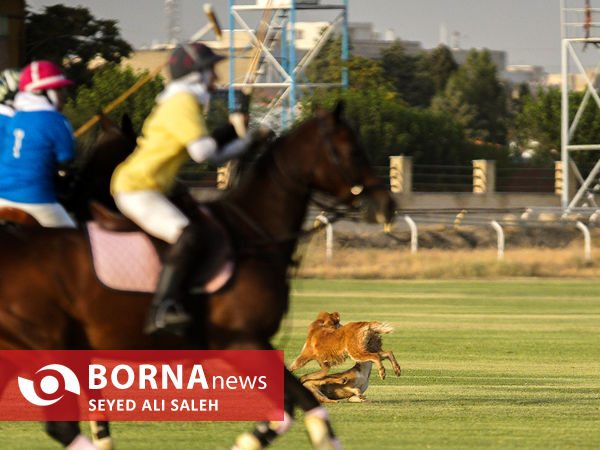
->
xmin=230 ymin=115 xmax=320 ymax=190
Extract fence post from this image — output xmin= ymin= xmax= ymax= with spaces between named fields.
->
xmin=314 ymin=213 xmax=333 ymax=262
xmin=404 ymin=215 xmax=418 ymax=254
xmin=217 ymin=162 xmax=233 ymax=190
xmin=554 ymin=160 xmax=577 ymax=197
xmin=473 ymin=160 xmax=496 ymax=194
xmin=490 ymin=220 xmax=505 ymax=260
xmin=390 ymin=155 xmax=412 ymax=194
xmin=575 ymin=221 xmax=591 ymax=262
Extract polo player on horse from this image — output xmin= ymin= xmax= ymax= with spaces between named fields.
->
xmin=111 ymin=43 xmax=252 ymax=335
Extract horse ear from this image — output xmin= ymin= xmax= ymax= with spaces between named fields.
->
xmin=120 ymin=114 xmax=136 ymax=139
xmin=98 ymin=113 xmax=117 ymax=133
xmin=332 ymin=100 xmax=345 ymax=121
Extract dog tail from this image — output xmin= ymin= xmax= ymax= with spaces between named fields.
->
xmin=369 ymin=322 xmax=393 ymax=335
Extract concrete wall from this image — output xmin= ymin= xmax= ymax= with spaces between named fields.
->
xmin=393 ymin=192 xmax=559 ymax=210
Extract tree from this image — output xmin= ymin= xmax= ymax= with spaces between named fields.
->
xmin=431 ymin=49 xmax=508 ymax=145
xmin=380 ymin=41 xmax=434 ymax=108
xmin=303 ymin=34 xmax=344 ymax=86
xmin=301 ymin=87 xmax=479 ymax=167
xmin=418 ymin=45 xmax=458 ymax=93
xmin=515 ymin=87 xmax=600 ymax=167
xmin=63 ymin=63 xmax=163 ymax=152
xmin=25 ymin=4 xmax=132 ymax=86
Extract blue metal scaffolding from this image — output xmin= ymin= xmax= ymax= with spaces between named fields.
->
xmin=227 ymin=0 xmax=349 ymax=130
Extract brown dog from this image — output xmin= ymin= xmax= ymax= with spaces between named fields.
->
xmin=289 ymin=311 xmax=401 ymax=383
xmin=302 ymin=361 xmax=374 ymax=403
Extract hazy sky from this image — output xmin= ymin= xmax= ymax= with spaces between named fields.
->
xmin=27 ymin=1 xmax=566 ymax=73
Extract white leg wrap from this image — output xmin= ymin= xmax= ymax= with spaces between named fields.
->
xmin=232 ymin=432 xmax=262 ymax=450
xmin=269 ymin=411 xmax=294 ymax=434
xmin=67 ymin=434 xmax=100 ymax=449
xmin=305 ymin=406 xmax=329 ymax=421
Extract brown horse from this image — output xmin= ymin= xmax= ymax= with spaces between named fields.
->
xmin=0 ymin=102 xmax=395 ymax=449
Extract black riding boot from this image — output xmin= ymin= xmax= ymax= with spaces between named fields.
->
xmin=144 ymin=225 xmax=201 ymax=336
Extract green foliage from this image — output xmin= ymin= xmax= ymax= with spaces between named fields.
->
xmin=419 ymin=44 xmax=459 ymax=92
xmin=63 ymin=63 xmax=163 ymax=152
xmin=380 ymin=41 xmax=435 ymax=108
xmin=303 ymin=34 xmax=344 ymax=86
xmin=301 ymin=89 xmax=477 ymax=167
xmin=25 ymin=4 xmax=133 ymax=86
xmin=431 ymin=49 xmax=508 ymax=145
xmin=515 ymin=87 xmax=600 ymax=167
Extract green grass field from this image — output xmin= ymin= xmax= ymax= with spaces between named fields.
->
xmin=1 ymin=279 xmax=599 ymax=449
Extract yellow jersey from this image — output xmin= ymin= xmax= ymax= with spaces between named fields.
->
xmin=111 ymin=91 xmax=208 ymax=194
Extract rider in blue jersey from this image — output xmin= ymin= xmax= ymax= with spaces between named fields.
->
xmin=0 ymin=61 xmax=76 ymax=227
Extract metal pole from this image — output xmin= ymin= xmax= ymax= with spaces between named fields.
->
xmin=228 ymin=0 xmax=235 ymax=112
xmin=281 ymin=8 xmax=288 ymax=128
xmin=341 ymin=0 xmax=349 ymax=89
xmin=561 ymin=38 xmax=569 ymax=209
xmin=290 ymin=0 xmax=296 ymax=123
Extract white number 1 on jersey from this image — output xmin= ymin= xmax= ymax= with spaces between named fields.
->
xmin=12 ymin=129 xmax=25 ymax=159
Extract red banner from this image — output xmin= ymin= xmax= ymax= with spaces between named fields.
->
xmin=0 ymin=350 xmax=284 ymax=421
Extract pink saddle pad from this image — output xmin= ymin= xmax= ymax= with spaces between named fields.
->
xmin=87 ymin=222 xmax=161 ymax=293
xmin=86 ymin=220 xmax=235 ymax=294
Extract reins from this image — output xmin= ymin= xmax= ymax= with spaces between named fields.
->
xmin=219 ymin=116 xmax=382 ymax=253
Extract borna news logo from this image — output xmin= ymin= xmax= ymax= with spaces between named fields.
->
xmin=18 ymin=364 xmax=81 ymax=406
xmin=0 ymin=350 xmax=284 ymax=421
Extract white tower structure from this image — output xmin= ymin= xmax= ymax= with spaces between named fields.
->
xmin=165 ymin=0 xmax=181 ymax=45
xmin=560 ymin=0 xmax=600 ymax=210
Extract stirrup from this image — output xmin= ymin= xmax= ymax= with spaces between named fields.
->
xmin=144 ymin=299 xmax=192 ymax=336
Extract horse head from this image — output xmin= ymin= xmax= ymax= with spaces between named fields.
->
xmin=296 ymin=101 xmax=396 ymax=225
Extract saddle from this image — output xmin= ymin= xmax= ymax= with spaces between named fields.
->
xmin=0 ymin=207 xmax=41 ymax=226
xmin=86 ymin=201 xmax=235 ymax=295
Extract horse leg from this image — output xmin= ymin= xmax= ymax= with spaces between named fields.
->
xmin=45 ymin=421 xmax=98 ymax=449
xmin=284 ymin=368 xmax=341 ymax=450
xmin=233 ymin=369 xmax=340 ymax=449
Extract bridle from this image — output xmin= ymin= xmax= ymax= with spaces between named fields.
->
xmin=270 ymin=115 xmax=382 ymax=209
xmin=221 ymin=115 xmax=388 ymax=250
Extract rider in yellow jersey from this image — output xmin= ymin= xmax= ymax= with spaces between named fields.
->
xmin=111 ymin=43 xmax=250 ymax=335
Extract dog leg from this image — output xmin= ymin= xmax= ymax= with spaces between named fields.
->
xmin=379 ymin=350 xmax=401 ymax=377
xmin=348 ymin=351 xmax=387 ymax=380
xmin=299 ymin=365 xmax=331 ymax=383
xmin=288 ymin=348 xmax=312 ymax=371
xmin=348 ymin=394 xmax=368 ymax=403
xmin=302 ymin=380 xmax=338 ymax=404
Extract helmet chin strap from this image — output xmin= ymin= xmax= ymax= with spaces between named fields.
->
xmin=45 ymin=89 xmax=60 ymax=108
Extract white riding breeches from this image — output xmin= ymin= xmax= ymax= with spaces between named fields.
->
xmin=0 ymin=198 xmax=76 ymax=228
xmin=113 ymin=190 xmax=190 ymax=244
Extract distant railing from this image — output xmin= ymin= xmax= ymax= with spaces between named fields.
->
xmin=175 ymin=158 xmax=559 ymax=195
xmin=412 ymin=164 xmax=473 ymax=192
xmin=496 ymin=167 xmax=555 ymax=193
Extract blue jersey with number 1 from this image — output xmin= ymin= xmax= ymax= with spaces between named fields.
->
xmin=0 ymin=110 xmax=74 ymax=203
